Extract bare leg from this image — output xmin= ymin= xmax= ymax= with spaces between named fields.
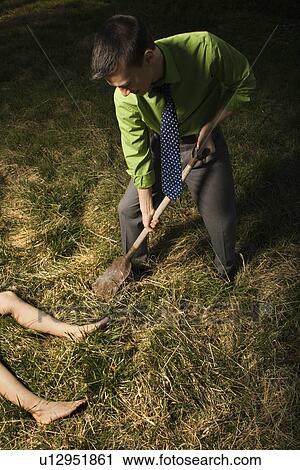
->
xmin=0 ymin=362 xmax=86 ymax=424
xmin=0 ymin=291 xmax=109 ymax=341
xmin=0 ymin=291 xmax=108 ymax=423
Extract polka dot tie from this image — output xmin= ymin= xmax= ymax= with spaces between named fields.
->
xmin=159 ymin=83 xmax=183 ymax=200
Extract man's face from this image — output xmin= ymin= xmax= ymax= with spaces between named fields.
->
xmin=105 ymin=51 xmax=154 ymax=97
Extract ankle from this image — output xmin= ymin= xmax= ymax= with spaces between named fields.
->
xmin=28 ymin=397 xmax=48 ymax=416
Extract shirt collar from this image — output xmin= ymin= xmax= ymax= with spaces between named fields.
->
xmin=148 ymin=41 xmax=181 ymax=97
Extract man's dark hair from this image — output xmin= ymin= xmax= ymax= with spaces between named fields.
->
xmin=91 ymin=15 xmax=155 ymax=80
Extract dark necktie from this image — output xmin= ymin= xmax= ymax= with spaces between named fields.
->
xmin=159 ymin=83 xmax=183 ymax=200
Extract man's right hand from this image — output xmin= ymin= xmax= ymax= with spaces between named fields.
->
xmin=138 ymin=187 xmax=158 ymax=232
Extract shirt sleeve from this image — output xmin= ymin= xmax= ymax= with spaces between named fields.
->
xmin=209 ymin=33 xmax=256 ymax=111
xmin=114 ymin=89 xmax=155 ymax=189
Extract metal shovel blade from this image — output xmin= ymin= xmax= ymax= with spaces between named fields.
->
xmin=92 ymin=256 xmax=132 ymax=300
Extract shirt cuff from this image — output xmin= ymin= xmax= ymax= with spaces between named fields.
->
xmin=126 ymin=168 xmax=156 ymax=189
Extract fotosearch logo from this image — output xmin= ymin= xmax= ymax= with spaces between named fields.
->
xmin=35 ymin=300 xmax=274 ymax=324
xmin=121 ymin=452 xmax=262 ymax=466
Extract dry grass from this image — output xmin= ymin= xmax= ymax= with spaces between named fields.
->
xmin=0 ymin=0 xmax=299 ymax=450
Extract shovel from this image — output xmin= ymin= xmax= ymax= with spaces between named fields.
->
xmin=92 ymin=145 xmax=210 ymax=300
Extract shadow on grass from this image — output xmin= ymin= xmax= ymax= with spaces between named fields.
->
xmin=0 ymin=174 xmax=5 ymax=199
xmin=0 ymin=2 xmax=120 ymax=258
xmin=236 ymin=148 xmax=300 ymax=261
xmin=0 ymin=1 xmax=114 ymax=82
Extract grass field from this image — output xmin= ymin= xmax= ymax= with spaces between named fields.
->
xmin=0 ymin=0 xmax=299 ymax=449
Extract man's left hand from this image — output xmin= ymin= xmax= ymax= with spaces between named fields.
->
xmin=196 ymin=129 xmax=215 ymax=155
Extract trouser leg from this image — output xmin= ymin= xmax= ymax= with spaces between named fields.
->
xmin=118 ymin=127 xmax=237 ymax=275
xmin=118 ymin=134 xmax=164 ymax=266
xmin=181 ymin=127 xmax=237 ymax=275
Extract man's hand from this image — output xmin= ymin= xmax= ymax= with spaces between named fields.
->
xmin=196 ymin=128 xmax=215 ymax=155
xmin=138 ymin=188 xmax=158 ymax=231
xmin=196 ymin=108 xmax=232 ymax=154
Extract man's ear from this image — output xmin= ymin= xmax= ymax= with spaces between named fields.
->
xmin=144 ymin=48 xmax=155 ymax=66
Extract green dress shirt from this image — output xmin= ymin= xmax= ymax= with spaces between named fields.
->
xmin=114 ymin=31 xmax=256 ymax=189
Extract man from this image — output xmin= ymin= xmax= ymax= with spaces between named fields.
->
xmin=91 ymin=15 xmax=255 ymax=280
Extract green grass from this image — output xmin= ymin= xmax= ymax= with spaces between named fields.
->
xmin=0 ymin=0 xmax=299 ymax=449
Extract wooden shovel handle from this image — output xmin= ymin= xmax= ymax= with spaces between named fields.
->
xmin=125 ymin=146 xmax=210 ymax=260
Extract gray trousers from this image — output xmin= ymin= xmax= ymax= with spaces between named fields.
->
xmin=118 ymin=127 xmax=237 ymax=275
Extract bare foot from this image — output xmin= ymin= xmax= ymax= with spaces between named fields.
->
xmin=64 ymin=317 xmax=110 ymax=342
xmin=31 ymin=398 xmax=87 ymax=425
